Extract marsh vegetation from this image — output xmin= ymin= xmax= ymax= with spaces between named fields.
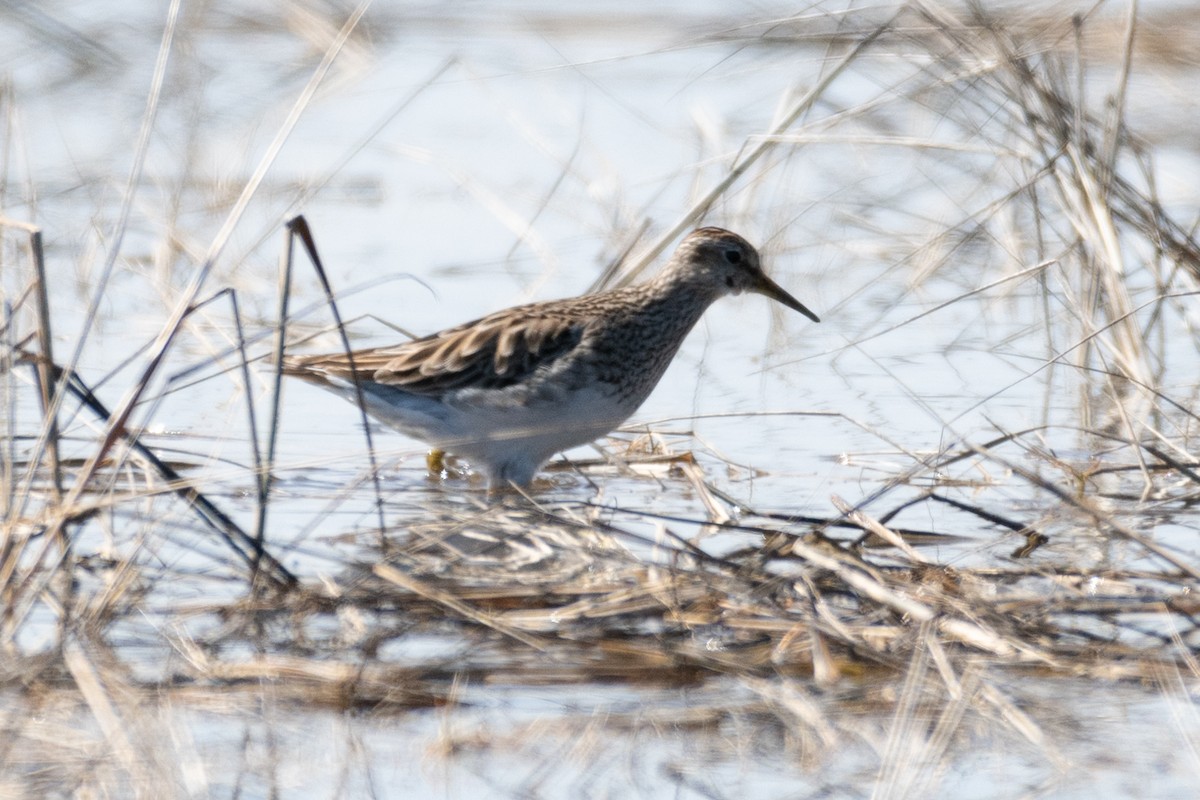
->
xmin=1 ymin=1 xmax=1198 ymax=796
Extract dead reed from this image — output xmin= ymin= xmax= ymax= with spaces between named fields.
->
xmin=1 ymin=1 xmax=1198 ymax=795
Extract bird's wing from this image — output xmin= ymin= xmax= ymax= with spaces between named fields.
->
xmin=283 ymin=305 xmax=588 ymax=397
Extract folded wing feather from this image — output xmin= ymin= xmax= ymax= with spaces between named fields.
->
xmin=283 ymin=306 xmax=587 ymax=397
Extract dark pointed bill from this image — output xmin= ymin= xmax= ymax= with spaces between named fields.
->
xmin=753 ymin=274 xmax=820 ymax=323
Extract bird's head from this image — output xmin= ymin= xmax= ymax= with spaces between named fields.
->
xmin=665 ymin=227 xmax=820 ymax=323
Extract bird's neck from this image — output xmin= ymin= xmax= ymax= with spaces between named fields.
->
xmin=645 ymin=272 xmax=720 ymax=322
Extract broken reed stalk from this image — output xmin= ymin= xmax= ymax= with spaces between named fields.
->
xmin=281 ymin=216 xmax=389 ymax=538
xmin=251 ymin=222 xmax=295 ymax=569
xmin=28 ymin=228 xmax=62 ymax=501
xmin=0 ymin=218 xmax=66 ymax=514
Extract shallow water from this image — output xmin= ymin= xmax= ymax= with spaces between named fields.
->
xmin=2 ymin=1 xmax=1198 ymax=797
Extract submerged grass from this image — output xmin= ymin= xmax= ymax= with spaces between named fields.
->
xmin=1 ymin=1 xmax=1199 ymax=795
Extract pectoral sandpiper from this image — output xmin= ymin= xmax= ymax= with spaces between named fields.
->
xmin=283 ymin=227 xmax=819 ymax=488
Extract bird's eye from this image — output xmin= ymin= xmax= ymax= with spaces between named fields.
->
xmin=724 ymin=249 xmax=742 ymax=265
xmin=725 ymin=276 xmax=735 ymax=288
